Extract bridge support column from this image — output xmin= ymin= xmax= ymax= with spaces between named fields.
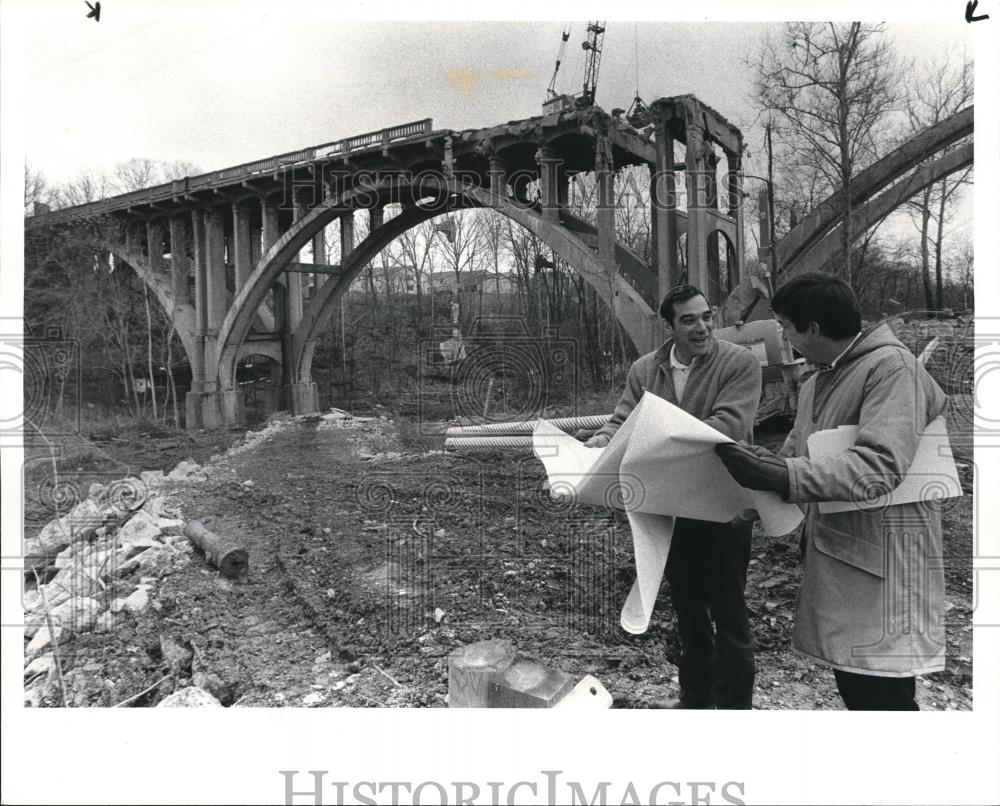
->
xmin=169 ymin=214 xmax=191 ymax=304
xmin=233 ymin=204 xmax=252 ymax=292
xmin=146 ymin=220 xmax=167 ymax=274
xmin=537 ymin=147 xmax=561 ymax=222
xmin=652 ymin=126 xmax=679 ymax=302
xmin=186 ymin=207 xmax=244 ymax=430
xmin=488 ymin=156 xmax=507 ymax=196
xmin=595 ymin=135 xmax=615 ymax=274
xmin=684 ymin=121 xmax=709 ymax=295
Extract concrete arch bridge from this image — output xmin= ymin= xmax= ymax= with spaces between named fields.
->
xmin=26 ymin=98 xmax=972 ymax=427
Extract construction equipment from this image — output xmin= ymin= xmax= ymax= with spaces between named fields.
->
xmin=542 ymin=21 xmax=606 ymax=114
xmin=579 ymin=22 xmax=606 ymax=108
xmin=545 ymin=25 xmax=572 ymax=101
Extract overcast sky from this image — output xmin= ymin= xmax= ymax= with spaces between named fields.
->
xmin=16 ymin=5 xmax=971 ymax=192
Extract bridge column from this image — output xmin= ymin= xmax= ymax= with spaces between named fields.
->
xmin=726 ymin=150 xmax=745 ymax=278
xmin=146 ymin=220 xmax=167 ymax=274
xmin=537 ymin=146 xmax=561 ymax=222
xmin=652 ymin=125 xmax=679 ymax=302
xmin=232 ymin=204 xmax=252 ymax=292
xmin=488 ymin=156 xmax=507 ymax=197
xmin=595 ymin=135 xmax=615 ymax=274
xmin=684 ymin=119 xmax=709 ymax=296
xmin=186 ymin=209 xmax=220 ymax=429
xmin=168 ymin=214 xmax=191 ymax=305
xmin=277 ymin=198 xmax=318 ymax=416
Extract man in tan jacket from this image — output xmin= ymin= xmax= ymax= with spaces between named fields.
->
xmin=588 ymin=284 xmax=762 ymax=709
xmin=716 ymin=272 xmax=948 ymax=710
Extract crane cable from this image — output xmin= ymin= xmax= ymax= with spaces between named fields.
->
xmin=633 ymin=21 xmax=640 ymax=99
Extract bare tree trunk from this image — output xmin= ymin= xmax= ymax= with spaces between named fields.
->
xmin=934 ymin=177 xmax=947 ymax=310
xmin=143 ymin=283 xmax=158 ymax=420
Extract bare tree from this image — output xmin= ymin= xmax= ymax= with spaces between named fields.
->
xmin=751 ymin=22 xmax=900 ymax=284
xmin=903 ymin=52 xmax=973 ymax=313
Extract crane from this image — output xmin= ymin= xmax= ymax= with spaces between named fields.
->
xmin=579 ymin=21 xmax=605 ymax=107
xmin=546 ymin=25 xmax=572 ymax=100
xmin=541 ymin=21 xmax=607 ymax=114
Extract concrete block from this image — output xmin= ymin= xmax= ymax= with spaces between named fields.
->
xmin=490 ymin=659 xmax=574 ymax=708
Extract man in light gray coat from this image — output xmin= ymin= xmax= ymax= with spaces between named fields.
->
xmin=716 ymin=272 xmax=948 ymax=710
xmin=588 ymin=284 xmax=762 ymax=709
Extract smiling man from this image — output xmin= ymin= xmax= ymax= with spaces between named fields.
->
xmin=586 ymin=284 xmax=762 ymax=709
xmin=715 ymin=272 xmax=948 ymax=710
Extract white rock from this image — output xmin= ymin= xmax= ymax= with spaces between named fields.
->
xmin=94 ymin=610 xmax=117 ymax=633
xmin=122 ymin=587 xmax=150 ymax=614
xmin=157 ymin=686 xmax=223 ymax=707
xmin=24 ymin=597 xmax=101 ymax=661
xmin=121 ymin=535 xmax=163 ymax=560
xmin=156 ymin=517 xmax=185 ymax=536
xmin=25 ymin=499 xmax=105 ymax=570
xmin=24 ymin=654 xmax=54 ymax=679
xmin=302 ymin=691 xmax=326 ymax=707
xmin=110 ymin=597 xmax=128 ymax=613
xmin=139 ymin=470 xmax=164 ymax=490
xmin=242 ymin=479 xmax=254 ymax=487
xmin=433 ymin=607 xmax=446 ymax=623
xmin=117 ymin=510 xmax=162 ymax=544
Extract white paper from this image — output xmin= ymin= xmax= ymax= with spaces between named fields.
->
xmin=810 ymin=415 xmax=963 ymax=513
xmin=533 ymin=392 xmax=804 ymax=632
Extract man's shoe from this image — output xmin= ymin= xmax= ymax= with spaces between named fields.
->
xmin=648 ymin=698 xmax=712 ymax=709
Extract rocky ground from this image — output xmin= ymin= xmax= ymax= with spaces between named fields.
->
xmin=21 ymin=315 xmax=974 ymax=710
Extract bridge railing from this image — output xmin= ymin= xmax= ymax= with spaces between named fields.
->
xmin=28 ymin=119 xmax=437 ymax=223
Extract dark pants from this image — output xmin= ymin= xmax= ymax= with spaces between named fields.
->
xmin=833 ymin=669 xmax=919 ymax=711
xmin=665 ymin=518 xmax=755 ymax=709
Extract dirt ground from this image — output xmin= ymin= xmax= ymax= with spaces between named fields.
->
xmin=24 ymin=393 xmax=974 ymax=710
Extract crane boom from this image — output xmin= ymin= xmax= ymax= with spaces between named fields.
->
xmin=580 ymin=21 xmax=606 ymax=107
xmin=546 ymin=25 xmax=572 ymax=99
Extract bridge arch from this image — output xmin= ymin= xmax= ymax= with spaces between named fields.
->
xmin=776 ymin=106 xmax=973 ymax=275
xmin=110 ymin=246 xmax=199 ymax=374
xmin=215 ymin=176 xmax=660 ymax=394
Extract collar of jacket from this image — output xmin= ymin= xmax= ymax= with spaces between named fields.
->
xmin=653 ymin=336 xmax=718 ymax=369
xmin=817 ymin=322 xmax=905 ymax=372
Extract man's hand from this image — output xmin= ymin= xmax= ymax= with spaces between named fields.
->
xmin=727 ymin=508 xmax=759 ymax=528
xmin=715 ymin=442 xmax=790 ymax=499
xmin=584 ymin=433 xmax=610 ymax=448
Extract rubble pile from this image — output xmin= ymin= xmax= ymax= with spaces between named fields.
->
xmin=22 ymin=467 xmax=206 ymax=706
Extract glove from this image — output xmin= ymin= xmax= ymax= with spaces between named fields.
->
xmin=715 ymin=442 xmax=790 ymax=499
xmin=727 ymin=508 xmax=759 ymax=528
xmin=584 ymin=433 xmax=610 ymax=448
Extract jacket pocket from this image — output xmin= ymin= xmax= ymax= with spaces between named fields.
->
xmin=812 ymin=512 xmax=885 ymax=579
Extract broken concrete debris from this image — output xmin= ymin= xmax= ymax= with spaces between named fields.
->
xmin=448 ymin=639 xmax=612 ymax=709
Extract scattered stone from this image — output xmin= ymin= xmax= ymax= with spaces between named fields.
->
xmin=94 ymin=610 xmax=118 ymax=633
xmin=326 ymin=588 xmax=336 ymax=599
xmin=160 ymin=635 xmax=194 ymax=673
xmin=25 ymin=498 xmax=106 ymax=572
xmin=122 ymin=587 xmax=150 ymax=614
xmin=139 ymin=471 xmax=164 ymax=491
xmin=156 ymin=517 xmax=185 ymax=536
xmin=117 ymin=510 xmax=163 ymax=545
xmin=121 ymin=535 xmax=163 ymax=560
xmin=433 ymin=607 xmax=446 ymax=623
xmin=157 ymin=686 xmax=222 ymax=707
xmin=302 ymin=691 xmax=326 ymax=707
xmin=242 ymin=479 xmax=254 ymax=487
xmin=24 ymin=596 xmax=101 ymax=661
xmin=24 ymin=654 xmax=54 ymax=680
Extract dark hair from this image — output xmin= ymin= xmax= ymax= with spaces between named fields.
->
xmin=771 ymin=272 xmax=862 ymax=339
xmin=659 ymin=284 xmax=707 ymax=326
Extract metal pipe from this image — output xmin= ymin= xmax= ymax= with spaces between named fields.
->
xmin=445 ymin=436 xmax=536 ymax=451
xmin=445 ymin=413 xmax=610 ymax=438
